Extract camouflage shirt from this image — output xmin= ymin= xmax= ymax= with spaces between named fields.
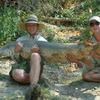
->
xmin=82 ymin=35 xmax=100 ymax=73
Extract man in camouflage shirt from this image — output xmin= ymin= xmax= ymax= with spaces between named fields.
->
xmin=68 ymin=16 xmax=100 ymax=82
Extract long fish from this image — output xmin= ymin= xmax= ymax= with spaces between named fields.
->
xmin=0 ymin=40 xmax=95 ymax=66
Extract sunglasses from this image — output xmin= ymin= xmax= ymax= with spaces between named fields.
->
xmin=90 ymin=21 xmax=100 ymax=27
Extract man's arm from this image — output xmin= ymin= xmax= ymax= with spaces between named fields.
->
xmin=15 ymin=42 xmax=23 ymax=53
xmin=31 ymin=44 xmax=40 ymax=53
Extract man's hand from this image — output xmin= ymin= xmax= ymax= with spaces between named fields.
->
xmin=31 ymin=44 xmax=40 ymax=53
xmin=84 ymin=40 xmax=94 ymax=46
xmin=90 ymin=43 xmax=100 ymax=59
xmin=15 ymin=42 xmax=23 ymax=53
xmin=91 ymin=50 xmax=100 ymax=59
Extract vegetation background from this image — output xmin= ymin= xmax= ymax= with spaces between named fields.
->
xmin=0 ymin=0 xmax=100 ymax=45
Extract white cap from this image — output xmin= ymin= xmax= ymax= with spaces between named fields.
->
xmin=89 ymin=16 xmax=100 ymax=23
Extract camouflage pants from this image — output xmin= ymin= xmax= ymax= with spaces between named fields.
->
xmin=9 ymin=56 xmax=44 ymax=81
xmin=82 ymin=57 xmax=100 ymax=73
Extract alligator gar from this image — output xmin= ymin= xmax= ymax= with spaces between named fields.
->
xmin=0 ymin=40 xmax=97 ymax=66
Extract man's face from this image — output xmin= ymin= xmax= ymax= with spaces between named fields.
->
xmin=26 ymin=23 xmax=38 ymax=36
xmin=90 ymin=20 xmax=100 ymax=34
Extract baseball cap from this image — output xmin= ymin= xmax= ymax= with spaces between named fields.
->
xmin=89 ymin=16 xmax=100 ymax=23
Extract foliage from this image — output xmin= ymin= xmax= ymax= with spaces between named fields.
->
xmin=0 ymin=0 xmax=100 ymax=44
xmin=79 ymin=28 xmax=91 ymax=41
xmin=0 ymin=6 xmax=24 ymax=45
xmin=62 ymin=0 xmax=100 ymax=27
xmin=42 ymin=28 xmax=55 ymax=42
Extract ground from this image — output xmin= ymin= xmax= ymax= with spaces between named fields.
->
xmin=0 ymin=59 xmax=100 ymax=100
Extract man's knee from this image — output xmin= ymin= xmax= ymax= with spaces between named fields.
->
xmin=11 ymin=69 xmax=30 ymax=84
xmin=31 ymin=53 xmax=41 ymax=60
xmin=12 ymin=69 xmax=25 ymax=80
xmin=82 ymin=73 xmax=90 ymax=81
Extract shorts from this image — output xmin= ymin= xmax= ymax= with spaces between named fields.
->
xmin=82 ymin=57 xmax=100 ymax=73
xmin=9 ymin=57 xmax=45 ymax=81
